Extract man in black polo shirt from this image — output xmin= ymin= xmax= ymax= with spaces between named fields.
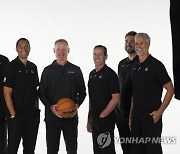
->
xmin=0 ymin=54 xmax=9 ymax=154
xmin=115 ymin=31 xmax=138 ymax=154
xmin=87 ymin=45 xmax=120 ymax=154
xmin=39 ymin=39 xmax=86 ymax=154
xmin=3 ymin=38 xmax=40 ymax=154
xmin=130 ymin=33 xmax=174 ymax=154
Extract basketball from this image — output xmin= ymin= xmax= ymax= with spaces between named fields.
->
xmin=55 ymin=98 xmax=76 ymax=118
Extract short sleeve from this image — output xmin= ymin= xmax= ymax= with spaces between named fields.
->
xmin=155 ymin=62 xmax=171 ymax=86
xmin=3 ymin=64 xmax=15 ymax=88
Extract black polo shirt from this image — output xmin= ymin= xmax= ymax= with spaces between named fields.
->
xmin=3 ymin=57 xmax=39 ymax=118
xmin=0 ymin=55 xmax=9 ymax=119
xmin=88 ymin=64 xmax=119 ymax=118
xmin=131 ymin=55 xmax=171 ymax=121
xmin=116 ymin=55 xmax=138 ymax=118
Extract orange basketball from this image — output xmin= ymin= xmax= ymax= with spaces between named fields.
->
xmin=55 ymin=98 xmax=76 ymax=118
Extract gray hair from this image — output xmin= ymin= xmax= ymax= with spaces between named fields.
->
xmin=135 ymin=33 xmax=151 ymax=45
xmin=54 ymin=39 xmax=69 ymax=46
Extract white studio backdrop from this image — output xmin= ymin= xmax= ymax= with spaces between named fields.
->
xmin=0 ymin=0 xmax=179 ymax=153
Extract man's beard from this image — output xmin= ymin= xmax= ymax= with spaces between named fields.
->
xmin=127 ymin=49 xmax=136 ymax=54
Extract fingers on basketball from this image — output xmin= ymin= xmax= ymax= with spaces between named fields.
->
xmin=55 ymin=98 xmax=76 ymax=118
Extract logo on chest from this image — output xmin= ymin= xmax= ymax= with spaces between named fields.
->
xmin=98 ymin=75 xmax=103 ymax=79
xmin=90 ymin=74 xmax=103 ymax=79
xmin=31 ymin=70 xmax=35 ymax=74
xmin=67 ymin=71 xmax=75 ymax=74
xmin=18 ymin=69 xmax=35 ymax=74
xmin=3 ymin=77 xmax=6 ymax=83
xmin=145 ymin=67 xmax=149 ymax=71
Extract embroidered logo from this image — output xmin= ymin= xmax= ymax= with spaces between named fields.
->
xmin=31 ymin=70 xmax=35 ymax=74
xmin=67 ymin=71 xmax=75 ymax=74
xmin=99 ymin=75 xmax=103 ymax=79
xmin=3 ymin=77 xmax=6 ymax=83
xmin=145 ymin=67 xmax=149 ymax=71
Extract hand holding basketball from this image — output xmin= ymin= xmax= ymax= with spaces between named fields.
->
xmin=50 ymin=104 xmax=62 ymax=118
xmin=55 ymin=98 xmax=77 ymax=118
